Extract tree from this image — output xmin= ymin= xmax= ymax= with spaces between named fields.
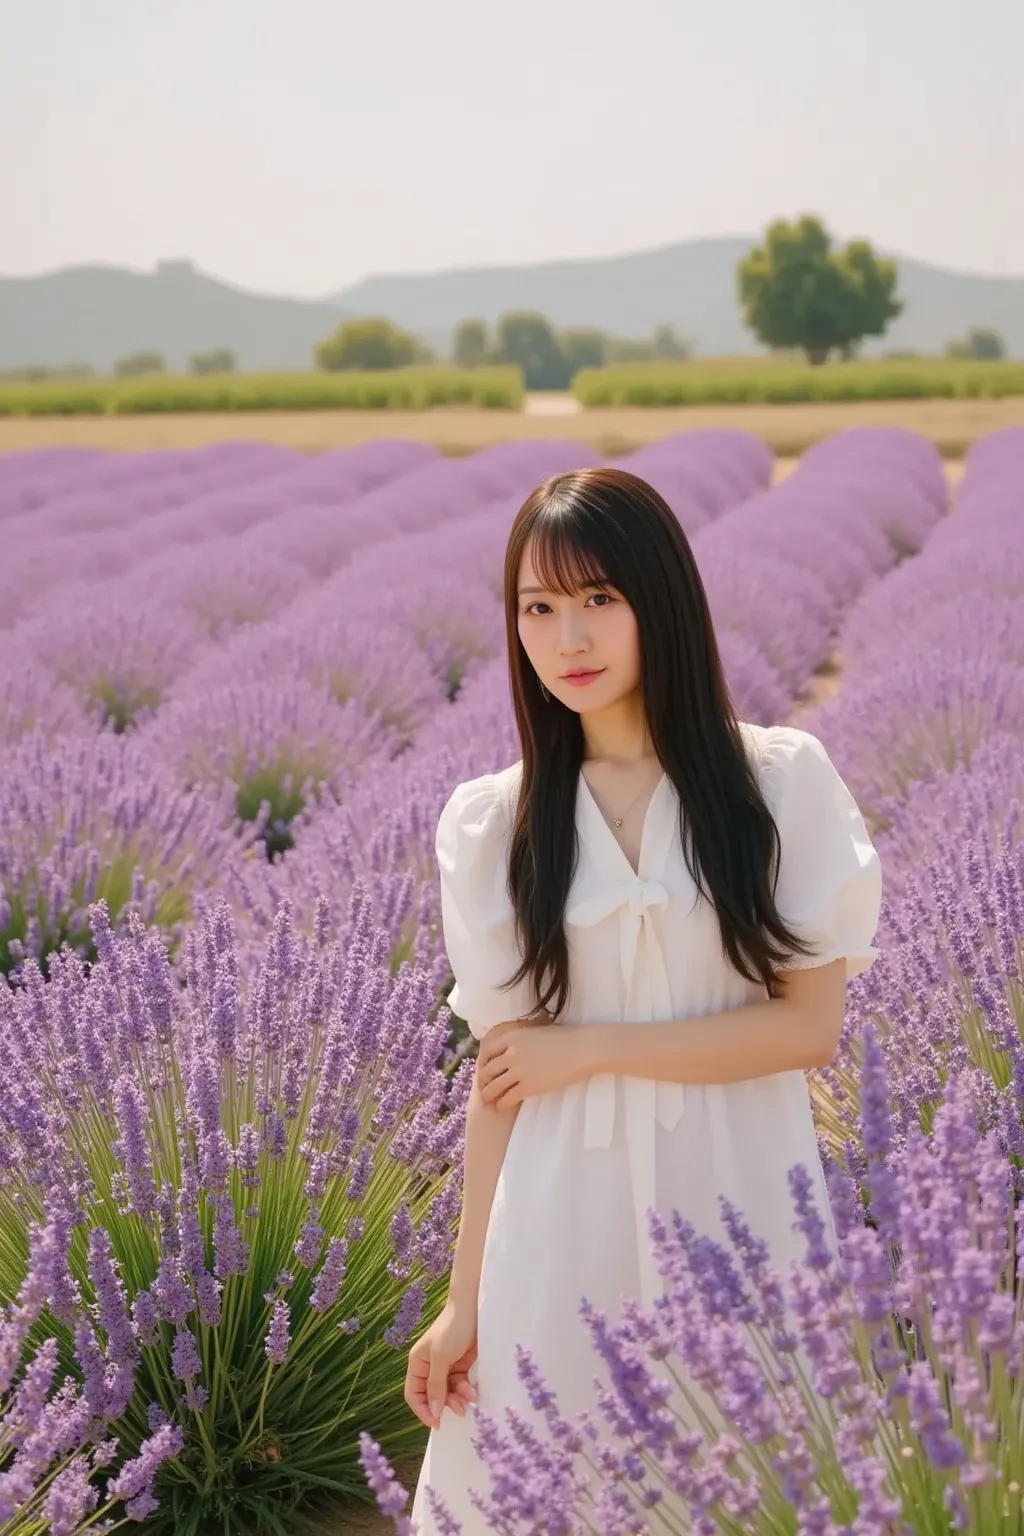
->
xmin=114 ymin=351 xmax=165 ymax=378
xmin=452 ymin=319 xmax=489 ymax=369
xmin=559 ymin=328 xmax=607 ymax=375
xmin=737 ymin=216 xmax=902 ymax=364
xmin=492 ymin=312 xmax=571 ymax=390
xmin=604 ymin=325 xmax=692 ymax=363
xmin=189 ymin=348 xmax=236 ymax=374
xmin=316 ymin=317 xmax=432 ymax=371
xmin=651 ymin=324 xmax=691 ymax=360
xmin=945 ymin=327 xmax=1006 ymax=360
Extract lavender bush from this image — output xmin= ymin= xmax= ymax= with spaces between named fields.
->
xmin=0 ymin=889 xmax=470 ymax=1532
xmin=0 ymin=729 xmax=259 ymax=980
xmin=805 ymin=425 xmax=1024 ymax=1157
xmin=363 ymin=1037 xmax=1024 ymax=1535
xmin=0 ymin=1217 xmax=184 ymax=1531
xmin=17 ymin=588 xmax=205 ymax=732
xmin=136 ymin=678 xmax=396 ymax=857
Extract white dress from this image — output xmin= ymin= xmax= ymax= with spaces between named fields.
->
xmin=411 ymin=722 xmax=882 ymax=1534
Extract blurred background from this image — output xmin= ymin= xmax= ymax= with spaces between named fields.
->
xmin=2 ymin=0 xmax=1022 ymax=454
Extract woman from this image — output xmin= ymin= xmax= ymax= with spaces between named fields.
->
xmin=406 ymin=467 xmax=882 ymax=1532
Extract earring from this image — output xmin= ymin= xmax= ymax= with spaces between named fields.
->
xmin=539 ymin=681 xmax=550 ymax=702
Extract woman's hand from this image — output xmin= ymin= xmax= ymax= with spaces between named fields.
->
xmin=405 ymin=1301 xmax=479 ymax=1430
xmin=477 ymin=1019 xmax=594 ymax=1109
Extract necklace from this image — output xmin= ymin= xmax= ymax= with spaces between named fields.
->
xmin=612 ymin=781 xmax=650 ymax=828
xmin=585 ymin=766 xmax=661 ymax=828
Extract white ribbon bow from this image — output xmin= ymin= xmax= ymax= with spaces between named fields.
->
xmin=565 ymin=878 xmax=685 ymax=1306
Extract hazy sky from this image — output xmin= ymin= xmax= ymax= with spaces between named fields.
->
xmin=3 ymin=0 xmax=1021 ymax=297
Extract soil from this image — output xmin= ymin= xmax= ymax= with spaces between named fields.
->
xmin=0 ymin=395 xmax=1019 ymax=457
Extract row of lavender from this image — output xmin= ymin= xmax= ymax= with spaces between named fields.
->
xmin=0 ymin=427 xmax=951 ymax=1533
xmin=365 ymin=427 xmax=1024 ymax=1535
xmin=1 ymin=432 xmax=771 ymax=975
xmin=233 ymin=426 xmax=943 ymax=979
xmin=0 ymin=428 xmax=941 ymax=983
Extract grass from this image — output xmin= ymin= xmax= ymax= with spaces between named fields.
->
xmin=572 ymin=354 xmax=1024 ymax=407
xmin=1 ymin=395 xmax=1022 ymax=459
xmin=0 ymin=367 xmax=524 ymax=417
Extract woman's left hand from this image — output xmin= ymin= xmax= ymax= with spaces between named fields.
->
xmin=477 ymin=1023 xmax=593 ymax=1110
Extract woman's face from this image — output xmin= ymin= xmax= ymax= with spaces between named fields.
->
xmin=515 ymin=537 xmax=642 ymax=714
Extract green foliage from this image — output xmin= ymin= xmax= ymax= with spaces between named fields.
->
xmin=491 ymin=311 xmax=572 ymax=390
xmin=451 ymin=319 xmax=488 ymax=369
xmin=651 ymin=323 xmax=691 ymax=360
xmin=453 ymin=315 xmax=690 ymax=387
xmin=571 ymin=355 xmax=1024 ymax=407
xmin=0 ymin=368 xmax=523 ymax=416
xmin=605 ymin=325 xmax=692 ymax=363
xmin=0 ymin=363 xmax=94 ymax=382
xmin=737 ymin=215 xmax=902 ymax=364
xmin=189 ymin=347 xmax=236 ymax=374
xmin=559 ymin=328 xmax=608 ymax=375
xmin=114 ymin=350 xmax=167 ymax=378
xmin=316 ymin=317 xmax=433 ymax=372
xmin=946 ymin=326 xmax=1007 ymax=361
xmin=0 ymin=903 xmax=460 ymax=1533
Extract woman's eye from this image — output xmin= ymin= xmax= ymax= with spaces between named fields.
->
xmin=525 ymin=593 xmax=612 ymax=616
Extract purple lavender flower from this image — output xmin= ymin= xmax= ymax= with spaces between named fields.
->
xmin=383 ymin=1283 xmax=425 ymax=1350
xmin=294 ymin=1210 xmax=325 ymax=1268
xmin=310 ymin=1236 xmax=350 ymax=1313
xmin=264 ymin=1300 xmax=290 ymax=1365
xmin=170 ymin=1326 xmax=202 ymax=1383
xmin=107 ymin=1420 xmax=185 ymax=1508
xmin=358 ymin=1433 xmax=412 ymax=1534
xmin=41 ymin=1455 xmax=99 ymax=1535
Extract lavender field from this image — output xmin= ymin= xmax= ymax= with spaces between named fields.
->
xmin=0 ymin=425 xmax=1022 ymax=1534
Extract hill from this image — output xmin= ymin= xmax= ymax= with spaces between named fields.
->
xmin=3 ymin=241 xmax=1023 ymax=373
xmin=0 ymin=260 xmax=350 ymax=374
xmin=331 ymin=238 xmax=1024 ymax=359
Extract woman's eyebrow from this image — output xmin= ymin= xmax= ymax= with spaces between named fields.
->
xmin=517 ymin=580 xmax=606 ymax=596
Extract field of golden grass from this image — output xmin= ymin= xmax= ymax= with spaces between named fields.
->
xmin=0 ymin=395 xmax=1021 ymax=459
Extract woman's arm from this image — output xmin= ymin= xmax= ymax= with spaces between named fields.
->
xmin=446 ymin=1012 xmax=550 ymax=1308
xmin=574 ymin=961 xmax=847 ymax=1083
xmin=446 ymin=1067 xmax=519 ymax=1310
xmin=476 ymin=963 xmax=847 ymax=1108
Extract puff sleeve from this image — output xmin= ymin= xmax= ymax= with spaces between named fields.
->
xmin=760 ymin=726 xmax=882 ymax=980
xmin=435 ymin=772 xmax=540 ymax=1039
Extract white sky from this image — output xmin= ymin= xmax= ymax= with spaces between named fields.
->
xmin=3 ymin=0 xmax=1021 ymax=296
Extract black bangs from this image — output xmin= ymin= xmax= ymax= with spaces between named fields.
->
xmin=526 ymin=494 xmax=616 ymax=600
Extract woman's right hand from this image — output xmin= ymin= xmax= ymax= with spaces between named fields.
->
xmin=404 ymin=1301 xmax=479 ymax=1430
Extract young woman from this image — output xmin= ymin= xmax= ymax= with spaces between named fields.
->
xmin=405 ymin=466 xmax=882 ymax=1533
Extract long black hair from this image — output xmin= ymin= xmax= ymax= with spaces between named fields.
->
xmin=498 ymin=466 xmax=814 ymax=1020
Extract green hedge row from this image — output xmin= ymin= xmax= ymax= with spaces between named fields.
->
xmin=0 ymin=367 xmax=524 ymax=416
xmin=572 ymin=357 xmax=1024 ymax=406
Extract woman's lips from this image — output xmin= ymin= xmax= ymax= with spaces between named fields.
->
xmin=560 ymin=669 xmax=605 ymax=688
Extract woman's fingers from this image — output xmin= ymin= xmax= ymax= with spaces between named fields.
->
xmin=403 ymin=1349 xmax=437 ymax=1430
xmin=480 ymin=1062 xmax=514 ymax=1101
xmin=477 ymin=1045 xmax=504 ymax=1080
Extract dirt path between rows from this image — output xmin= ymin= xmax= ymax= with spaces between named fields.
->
xmin=785 ymin=456 xmax=962 ymax=728
xmin=0 ymin=397 xmax=1018 ymax=457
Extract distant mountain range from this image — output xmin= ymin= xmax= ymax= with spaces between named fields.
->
xmin=0 ymin=261 xmax=352 ymax=375
xmin=2 ymin=240 xmax=1023 ymax=373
